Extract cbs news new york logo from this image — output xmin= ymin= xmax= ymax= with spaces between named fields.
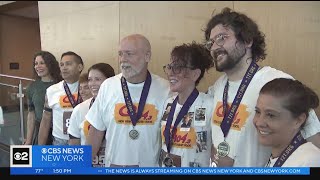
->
xmin=10 ymin=145 xmax=32 ymax=167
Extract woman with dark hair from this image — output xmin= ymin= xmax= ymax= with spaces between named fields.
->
xmin=160 ymin=41 xmax=214 ymax=167
xmin=254 ymin=78 xmax=320 ymax=167
xmin=25 ymin=51 xmax=62 ymax=145
xmin=68 ymin=62 xmax=115 ymax=167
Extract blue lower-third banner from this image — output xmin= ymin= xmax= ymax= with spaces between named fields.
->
xmin=10 ymin=145 xmax=92 ymax=168
xmin=10 ymin=167 xmax=310 ymax=175
xmin=9 ymin=145 xmax=310 ymax=175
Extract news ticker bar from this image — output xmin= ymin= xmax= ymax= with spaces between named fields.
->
xmin=10 ymin=167 xmax=310 ymax=175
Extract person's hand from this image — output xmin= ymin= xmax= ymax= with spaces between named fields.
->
xmin=24 ymin=139 xmax=31 ymax=145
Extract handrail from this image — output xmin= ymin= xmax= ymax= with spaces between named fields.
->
xmin=0 ymin=73 xmax=34 ymax=81
xmin=0 ymin=73 xmax=34 ymax=144
xmin=18 ymin=81 xmax=25 ymax=144
xmin=0 ymin=82 xmax=19 ymax=89
xmin=0 ymin=83 xmax=28 ymax=90
xmin=0 ymin=142 xmax=10 ymax=153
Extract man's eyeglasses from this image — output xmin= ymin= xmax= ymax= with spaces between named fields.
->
xmin=118 ymin=51 xmax=137 ymax=58
xmin=205 ymin=34 xmax=230 ymax=51
xmin=163 ymin=64 xmax=193 ymax=74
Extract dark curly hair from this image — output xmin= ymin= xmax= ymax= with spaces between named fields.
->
xmin=170 ymin=41 xmax=214 ymax=86
xmin=33 ymin=51 xmax=62 ymax=83
xmin=204 ymin=7 xmax=266 ymax=62
xmin=260 ymin=78 xmax=319 ymax=120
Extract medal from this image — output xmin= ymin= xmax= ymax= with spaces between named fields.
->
xmin=217 ymin=141 xmax=230 ymax=157
xmin=163 ymin=155 xmax=174 ymax=167
xmin=121 ymin=72 xmax=151 ymax=141
xmin=129 ymin=129 xmax=139 ymax=140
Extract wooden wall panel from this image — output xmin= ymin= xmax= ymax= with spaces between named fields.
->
xmin=119 ymin=1 xmax=232 ymax=92
xmin=38 ymin=1 xmax=120 ymax=73
xmin=38 ymin=1 xmax=320 ymax=115
xmin=234 ymin=1 xmax=320 ymax=115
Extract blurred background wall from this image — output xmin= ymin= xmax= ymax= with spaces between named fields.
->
xmin=0 ymin=1 xmax=319 ymax=115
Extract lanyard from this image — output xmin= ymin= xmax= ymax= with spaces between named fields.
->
xmin=220 ymin=62 xmax=259 ymax=138
xmin=272 ymin=132 xmax=306 ymax=167
xmin=121 ymin=71 xmax=151 ymax=127
xmin=164 ymin=89 xmax=199 ymax=154
xmin=63 ymin=81 xmax=82 ymax=108
xmin=89 ymin=97 xmax=95 ymax=109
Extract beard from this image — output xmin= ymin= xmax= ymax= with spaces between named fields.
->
xmin=212 ymin=44 xmax=246 ymax=72
xmin=120 ymin=62 xmax=143 ymax=80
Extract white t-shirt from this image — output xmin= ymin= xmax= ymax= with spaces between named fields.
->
xmin=266 ymin=142 xmax=320 ymax=167
xmin=68 ymin=97 xmax=106 ymax=167
xmin=68 ymin=98 xmax=92 ymax=145
xmin=47 ymin=80 xmax=80 ymax=140
xmin=86 ymin=73 xmax=170 ymax=167
xmin=160 ymin=92 xmax=214 ymax=167
xmin=208 ymin=66 xmax=320 ymax=167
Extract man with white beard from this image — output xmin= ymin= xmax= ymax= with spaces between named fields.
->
xmin=86 ymin=34 xmax=170 ymax=167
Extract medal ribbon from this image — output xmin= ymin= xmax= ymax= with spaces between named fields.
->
xmin=272 ymin=132 xmax=306 ymax=167
xmin=63 ymin=81 xmax=83 ymax=108
xmin=164 ymin=88 xmax=199 ymax=154
xmin=89 ymin=97 xmax=95 ymax=109
xmin=121 ymin=71 xmax=151 ymax=127
xmin=221 ymin=61 xmax=259 ymax=138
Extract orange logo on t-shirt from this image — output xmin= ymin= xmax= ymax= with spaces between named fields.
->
xmin=59 ymin=94 xmax=80 ymax=108
xmin=83 ymin=120 xmax=91 ymax=137
xmin=212 ymin=102 xmax=248 ymax=131
xmin=161 ymin=125 xmax=196 ymax=149
xmin=114 ymin=103 xmax=158 ymax=125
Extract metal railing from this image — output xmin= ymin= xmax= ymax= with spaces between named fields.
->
xmin=0 ymin=73 xmax=34 ymax=144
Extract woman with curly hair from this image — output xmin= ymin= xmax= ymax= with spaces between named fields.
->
xmin=160 ymin=42 xmax=214 ymax=167
xmin=25 ymin=51 xmax=62 ymax=145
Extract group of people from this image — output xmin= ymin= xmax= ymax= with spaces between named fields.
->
xmin=24 ymin=7 xmax=320 ymax=168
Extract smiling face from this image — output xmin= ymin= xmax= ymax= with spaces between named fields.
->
xmin=164 ymin=59 xmax=196 ymax=94
xmin=88 ymin=69 xmax=107 ymax=97
xmin=34 ymin=55 xmax=49 ymax=78
xmin=118 ymin=35 xmax=150 ymax=83
xmin=253 ymin=93 xmax=303 ymax=150
xmin=208 ymin=24 xmax=246 ymax=72
xmin=79 ymin=81 xmax=92 ymax=101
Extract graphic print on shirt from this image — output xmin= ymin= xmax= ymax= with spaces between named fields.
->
xmin=161 ymin=103 xmax=172 ymax=121
xmin=63 ymin=111 xmax=72 ymax=134
xmin=212 ymin=101 xmax=249 ymax=131
xmin=114 ymin=103 xmax=158 ymax=124
xmin=83 ymin=120 xmax=91 ymax=137
xmin=194 ymin=106 xmax=206 ymax=127
xmin=59 ymin=94 xmax=80 ymax=108
xmin=196 ymin=131 xmax=207 ymax=153
xmin=181 ymin=112 xmax=194 ymax=129
xmin=161 ymin=112 xmax=196 ymax=149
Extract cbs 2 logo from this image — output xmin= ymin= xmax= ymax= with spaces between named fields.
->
xmin=14 ymin=152 xmax=28 ymax=160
